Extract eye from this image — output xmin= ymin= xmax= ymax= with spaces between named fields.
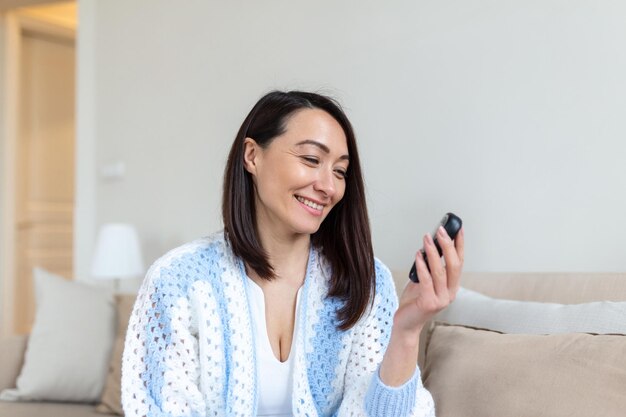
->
xmin=334 ymin=168 xmax=348 ymax=179
xmin=301 ymin=156 xmax=320 ymax=165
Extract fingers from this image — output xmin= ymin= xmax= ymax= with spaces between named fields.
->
xmin=403 ymin=227 xmax=465 ymax=325
xmin=437 ymin=226 xmax=463 ymax=295
xmin=413 ymin=249 xmax=434 ymax=294
xmin=455 ymin=227 xmax=465 ymax=264
xmin=423 ymin=233 xmax=447 ymax=298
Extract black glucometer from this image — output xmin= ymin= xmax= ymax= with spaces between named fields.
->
xmin=408 ymin=212 xmax=462 ymax=283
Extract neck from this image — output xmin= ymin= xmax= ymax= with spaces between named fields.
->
xmin=252 ymin=223 xmax=311 ymax=287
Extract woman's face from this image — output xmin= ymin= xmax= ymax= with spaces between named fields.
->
xmin=243 ymin=108 xmax=349 ymax=239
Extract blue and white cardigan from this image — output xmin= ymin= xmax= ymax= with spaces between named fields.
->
xmin=121 ymin=232 xmax=435 ymax=417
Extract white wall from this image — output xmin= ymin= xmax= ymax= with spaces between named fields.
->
xmin=77 ymin=0 xmax=626 ymax=285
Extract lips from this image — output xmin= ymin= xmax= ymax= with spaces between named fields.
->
xmin=295 ymin=195 xmax=324 ymax=211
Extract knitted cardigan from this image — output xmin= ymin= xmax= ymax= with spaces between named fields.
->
xmin=121 ymin=232 xmax=435 ymax=417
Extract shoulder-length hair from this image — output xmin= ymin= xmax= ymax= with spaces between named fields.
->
xmin=222 ymin=90 xmax=375 ymax=331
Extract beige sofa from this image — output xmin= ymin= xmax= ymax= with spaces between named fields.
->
xmin=409 ymin=272 xmax=626 ymax=417
xmin=0 ymin=334 xmax=102 ymax=416
xmin=1 ymin=272 xmax=625 ymax=416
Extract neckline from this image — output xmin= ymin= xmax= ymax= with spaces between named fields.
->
xmin=247 ymin=278 xmax=302 ymax=364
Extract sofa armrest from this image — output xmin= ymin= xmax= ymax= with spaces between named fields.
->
xmin=0 ymin=335 xmax=27 ymax=391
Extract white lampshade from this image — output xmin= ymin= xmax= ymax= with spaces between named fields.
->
xmin=91 ymin=223 xmax=145 ymax=279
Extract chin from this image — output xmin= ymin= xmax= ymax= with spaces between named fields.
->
xmin=291 ymin=220 xmax=324 ymax=236
xmin=296 ymin=226 xmax=322 ymax=236
xmin=287 ymin=209 xmax=332 ymax=236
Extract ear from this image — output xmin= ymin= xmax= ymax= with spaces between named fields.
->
xmin=243 ymin=137 xmax=260 ymax=175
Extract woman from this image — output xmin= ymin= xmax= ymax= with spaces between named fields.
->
xmin=121 ymin=91 xmax=464 ymax=417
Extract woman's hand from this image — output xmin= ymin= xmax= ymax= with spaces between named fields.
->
xmin=378 ymin=226 xmax=464 ymax=386
xmin=395 ymin=226 xmax=465 ymax=335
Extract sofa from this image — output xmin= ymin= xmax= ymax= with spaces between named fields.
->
xmin=0 ymin=336 xmax=105 ymax=417
xmin=411 ymin=271 xmax=626 ymax=417
xmin=1 ymin=271 xmax=625 ymax=416
xmin=0 ymin=268 xmax=133 ymax=417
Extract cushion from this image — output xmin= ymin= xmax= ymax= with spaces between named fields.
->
xmin=0 ymin=268 xmax=116 ymax=403
xmin=436 ymin=287 xmax=626 ymax=334
xmin=422 ymin=323 xmax=626 ymax=417
xmin=96 ymin=294 xmax=136 ymax=415
xmin=418 ymin=286 xmax=626 ymax=368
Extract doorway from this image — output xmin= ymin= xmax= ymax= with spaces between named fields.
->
xmin=0 ymin=2 xmax=76 ymax=335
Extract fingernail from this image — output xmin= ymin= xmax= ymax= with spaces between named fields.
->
xmin=438 ymin=226 xmax=445 ymax=236
xmin=426 ymin=233 xmax=433 ymax=244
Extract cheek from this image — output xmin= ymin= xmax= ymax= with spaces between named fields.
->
xmin=333 ymin=180 xmax=347 ymax=204
xmin=257 ymin=161 xmax=302 ymax=198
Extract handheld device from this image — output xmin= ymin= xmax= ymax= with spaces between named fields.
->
xmin=408 ymin=212 xmax=462 ymax=283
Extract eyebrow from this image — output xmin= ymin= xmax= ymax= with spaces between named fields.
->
xmin=295 ymin=140 xmax=350 ymax=161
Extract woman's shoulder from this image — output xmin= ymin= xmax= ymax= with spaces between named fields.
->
xmin=144 ymin=231 xmax=233 ymax=282
xmin=315 ymin=252 xmax=396 ymax=298
xmin=373 ymin=257 xmax=398 ymax=301
xmin=373 ymin=257 xmax=393 ymax=284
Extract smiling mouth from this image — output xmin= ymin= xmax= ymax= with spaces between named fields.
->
xmin=295 ymin=195 xmax=324 ymax=211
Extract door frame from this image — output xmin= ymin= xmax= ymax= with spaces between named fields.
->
xmin=0 ymin=1 xmax=69 ymax=12
xmin=0 ymin=11 xmax=75 ymax=337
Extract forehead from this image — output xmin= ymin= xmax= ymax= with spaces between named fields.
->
xmin=278 ymin=109 xmax=349 ymax=154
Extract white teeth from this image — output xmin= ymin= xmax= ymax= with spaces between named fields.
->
xmin=296 ymin=196 xmax=323 ymax=211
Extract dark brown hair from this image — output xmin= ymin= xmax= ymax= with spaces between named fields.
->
xmin=222 ymin=90 xmax=375 ymax=330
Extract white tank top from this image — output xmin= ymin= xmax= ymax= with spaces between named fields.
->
xmin=246 ymin=278 xmax=301 ymax=417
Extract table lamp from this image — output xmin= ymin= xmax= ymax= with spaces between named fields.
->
xmin=91 ymin=223 xmax=145 ymax=292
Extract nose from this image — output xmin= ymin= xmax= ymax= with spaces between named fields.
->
xmin=313 ymin=167 xmax=336 ymax=198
